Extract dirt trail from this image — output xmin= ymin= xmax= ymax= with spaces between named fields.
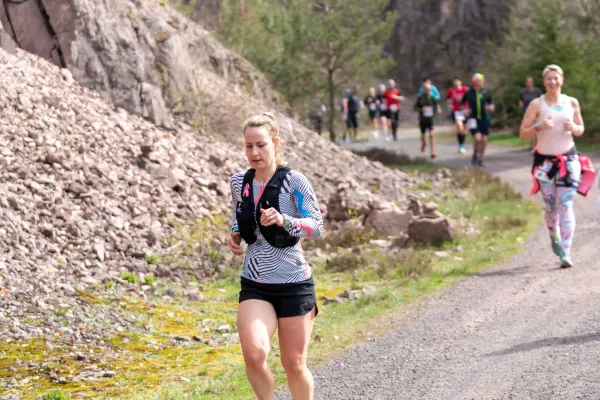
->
xmin=278 ymin=131 xmax=600 ymax=400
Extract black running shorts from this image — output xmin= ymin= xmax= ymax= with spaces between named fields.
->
xmin=239 ymin=276 xmax=318 ymax=318
xmin=420 ymin=118 xmax=434 ymax=133
xmin=346 ymin=112 xmax=359 ymax=129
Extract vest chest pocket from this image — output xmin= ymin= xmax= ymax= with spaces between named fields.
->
xmin=237 ymin=200 xmax=258 ymax=244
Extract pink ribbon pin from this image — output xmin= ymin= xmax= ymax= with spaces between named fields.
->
xmin=243 ymin=183 xmax=250 ymax=198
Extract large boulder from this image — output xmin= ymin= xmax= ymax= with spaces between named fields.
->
xmin=408 ymin=199 xmax=453 ymax=245
xmin=409 ymin=216 xmax=453 ymax=245
xmin=364 ymin=204 xmax=412 ymax=236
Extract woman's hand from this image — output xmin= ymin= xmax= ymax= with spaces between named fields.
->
xmin=260 ymin=207 xmax=283 ymax=227
xmin=540 ymin=116 xmax=554 ymax=130
xmin=564 ymin=118 xmax=575 ymax=133
xmin=228 ymin=232 xmax=243 ymax=256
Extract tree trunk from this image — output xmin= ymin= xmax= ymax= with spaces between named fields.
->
xmin=327 ymin=68 xmax=336 ymax=142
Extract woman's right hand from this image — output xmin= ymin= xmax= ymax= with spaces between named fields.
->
xmin=229 ymin=232 xmax=243 ymax=256
xmin=540 ymin=116 xmax=554 ymax=130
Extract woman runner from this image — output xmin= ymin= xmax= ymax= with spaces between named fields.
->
xmin=364 ymin=87 xmax=379 ymax=137
xmin=376 ymin=84 xmax=389 ymax=140
xmin=447 ymin=77 xmax=469 ymax=154
xmin=229 ymin=112 xmax=324 ymax=399
xmin=520 ymin=65 xmax=589 ymax=268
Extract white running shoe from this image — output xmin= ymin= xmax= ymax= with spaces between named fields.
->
xmin=458 ymin=146 xmax=467 ymax=154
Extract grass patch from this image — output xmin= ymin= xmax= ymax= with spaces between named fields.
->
xmin=3 ymin=162 xmax=539 ymax=400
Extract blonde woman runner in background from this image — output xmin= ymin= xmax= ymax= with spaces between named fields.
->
xmin=229 ymin=113 xmax=324 ymax=399
xmin=520 ymin=65 xmax=591 ymax=268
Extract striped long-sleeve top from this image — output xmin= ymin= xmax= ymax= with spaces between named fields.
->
xmin=230 ymin=170 xmax=324 ymax=284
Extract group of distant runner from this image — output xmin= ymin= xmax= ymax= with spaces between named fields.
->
xmin=346 ymin=79 xmax=403 ymax=142
xmin=323 ymin=74 xmax=495 ymax=165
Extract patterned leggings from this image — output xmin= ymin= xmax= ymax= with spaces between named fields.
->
xmin=539 ymin=182 xmax=577 ymax=256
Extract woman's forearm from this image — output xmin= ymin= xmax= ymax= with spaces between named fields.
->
xmin=520 ymin=124 xmax=539 ymax=141
xmin=573 ymin=124 xmax=585 ymax=136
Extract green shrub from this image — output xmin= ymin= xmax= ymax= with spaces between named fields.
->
xmin=121 ymin=272 xmax=137 ymax=284
xmin=144 ymin=275 xmax=157 ymax=286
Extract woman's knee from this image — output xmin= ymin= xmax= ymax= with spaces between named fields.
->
xmin=281 ymin=352 xmax=307 ymax=377
xmin=242 ymin=343 xmax=270 ymax=370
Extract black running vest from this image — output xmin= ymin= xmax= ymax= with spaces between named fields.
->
xmin=236 ymin=166 xmax=299 ymax=248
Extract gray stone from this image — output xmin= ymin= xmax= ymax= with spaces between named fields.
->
xmin=362 ymin=285 xmax=377 ymax=297
xmin=93 ymin=242 xmax=106 ymax=262
xmin=67 ymin=182 xmax=89 ymax=195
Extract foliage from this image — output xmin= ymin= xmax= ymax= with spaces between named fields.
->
xmin=215 ymin=0 xmax=395 ymax=138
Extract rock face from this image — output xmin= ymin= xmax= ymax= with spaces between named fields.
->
xmin=0 ymin=0 xmax=280 ymax=135
xmin=386 ymin=0 xmax=514 ymax=90
xmin=0 ymin=21 xmax=15 ymax=54
xmin=180 ymin=0 xmax=221 ymax=29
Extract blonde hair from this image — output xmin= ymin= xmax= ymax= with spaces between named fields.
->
xmin=543 ymin=64 xmax=564 ymax=77
xmin=242 ymin=112 xmax=286 ymax=165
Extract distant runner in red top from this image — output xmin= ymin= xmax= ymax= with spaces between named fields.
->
xmin=385 ymin=79 xmax=404 ymax=141
xmin=447 ymin=77 xmax=469 ymax=154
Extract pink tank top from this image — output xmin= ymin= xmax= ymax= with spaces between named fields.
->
xmin=536 ymin=94 xmax=575 ymax=155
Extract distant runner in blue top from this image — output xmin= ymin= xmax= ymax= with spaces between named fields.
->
xmin=417 ymin=78 xmax=441 ymax=101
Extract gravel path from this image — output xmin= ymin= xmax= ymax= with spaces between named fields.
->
xmin=278 ymin=130 xmax=600 ymax=400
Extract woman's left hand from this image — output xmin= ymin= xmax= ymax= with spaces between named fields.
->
xmin=259 ymin=207 xmax=283 ymax=227
xmin=564 ymin=119 xmax=575 ymax=133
